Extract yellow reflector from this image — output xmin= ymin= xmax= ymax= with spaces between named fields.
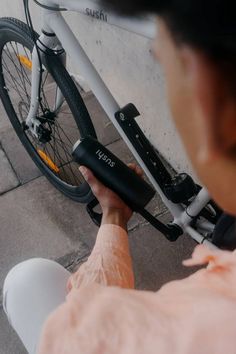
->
xmin=37 ymin=149 xmax=60 ymax=173
xmin=17 ymin=55 xmax=32 ymax=70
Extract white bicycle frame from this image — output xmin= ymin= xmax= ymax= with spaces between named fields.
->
xmin=26 ymin=0 xmax=217 ymax=249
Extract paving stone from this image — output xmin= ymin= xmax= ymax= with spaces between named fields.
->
xmin=0 ymin=146 xmax=19 ymax=194
xmin=0 ymin=306 xmax=26 ymax=354
xmin=0 ymin=102 xmax=11 ymax=136
xmin=0 ymin=174 xmax=96 ymax=354
xmin=56 ymin=249 xmax=91 ymax=272
xmin=0 ymin=176 xmax=98 ymax=289
xmin=129 ymin=213 xmax=199 ymax=291
xmin=83 ymin=92 xmax=120 ymax=146
xmin=0 ymin=128 xmax=42 ymax=185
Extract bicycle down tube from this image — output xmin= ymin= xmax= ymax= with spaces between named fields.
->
xmin=27 ymin=0 xmax=213 ymax=245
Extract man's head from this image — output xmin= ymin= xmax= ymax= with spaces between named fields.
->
xmin=101 ymin=0 xmax=236 ymax=214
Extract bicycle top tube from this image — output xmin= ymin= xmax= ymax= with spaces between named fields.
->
xmin=36 ymin=0 xmax=157 ymax=39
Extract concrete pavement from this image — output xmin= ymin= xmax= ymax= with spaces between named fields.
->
xmin=0 ymin=91 xmax=196 ymax=354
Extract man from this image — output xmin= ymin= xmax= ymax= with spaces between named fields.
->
xmin=3 ymin=1 xmax=236 ymax=353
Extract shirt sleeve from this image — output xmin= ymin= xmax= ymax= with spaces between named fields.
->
xmin=67 ymin=224 xmax=135 ymax=290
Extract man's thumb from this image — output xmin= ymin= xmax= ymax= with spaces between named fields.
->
xmin=79 ymin=166 xmax=103 ymax=197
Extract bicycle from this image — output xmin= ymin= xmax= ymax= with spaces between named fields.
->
xmin=0 ymin=0 xmax=233 ymax=248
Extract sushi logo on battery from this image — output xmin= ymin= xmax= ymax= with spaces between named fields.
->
xmin=85 ymin=8 xmax=108 ymax=22
xmin=96 ymin=150 xmax=115 ymax=168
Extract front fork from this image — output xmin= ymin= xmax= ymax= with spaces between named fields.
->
xmin=25 ymin=32 xmax=65 ymax=137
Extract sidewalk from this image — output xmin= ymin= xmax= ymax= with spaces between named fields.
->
xmin=0 ymin=92 xmax=196 ymax=354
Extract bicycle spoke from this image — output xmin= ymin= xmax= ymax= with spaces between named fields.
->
xmin=41 ymin=71 xmax=50 ymax=109
xmin=55 ymin=121 xmax=74 ymax=146
xmin=14 ymin=42 xmax=31 ymax=86
xmin=47 ymin=140 xmax=73 ymax=184
xmin=54 ymin=123 xmax=73 ymax=162
xmin=53 ymin=123 xmax=80 ymax=185
xmin=2 ymin=57 xmax=27 ymax=97
xmin=23 ymin=46 xmax=31 ymax=61
xmin=2 ymin=59 xmax=27 ymax=103
xmin=53 ymin=135 xmax=72 ymax=149
xmin=5 ymin=43 xmax=30 ymax=95
xmin=13 ymin=43 xmax=30 ymax=95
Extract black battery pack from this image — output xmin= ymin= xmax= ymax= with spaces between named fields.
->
xmin=72 ymin=136 xmax=156 ymax=211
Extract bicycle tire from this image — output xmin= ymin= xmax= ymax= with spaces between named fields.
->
xmin=0 ymin=17 xmax=97 ymax=203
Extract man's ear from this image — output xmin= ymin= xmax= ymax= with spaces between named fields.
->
xmin=182 ymin=48 xmax=236 ymax=162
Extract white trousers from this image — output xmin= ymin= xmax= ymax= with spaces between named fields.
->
xmin=3 ymin=258 xmax=70 ymax=354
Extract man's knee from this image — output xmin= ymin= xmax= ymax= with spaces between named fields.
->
xmin=2 ymin=259 xmax=70 ymax=353
xmin=3 ymin=258 xmax=69 ymax=318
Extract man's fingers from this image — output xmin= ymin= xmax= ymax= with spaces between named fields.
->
xmin=127 ymin=163 xmax=144 ymax=178
xmin=79 ymin=166 xmax=103 ymax=196
xmin=135 ymin=166 xmax=144 ymax=177
xmin=128 ymin=163 xmax=136 ymax=170
xmin=79 ymin=163 xmax=144 ymax=199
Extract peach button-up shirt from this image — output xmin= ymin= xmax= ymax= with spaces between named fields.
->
xmin=38 ymin=224 xmax=236 ymax=354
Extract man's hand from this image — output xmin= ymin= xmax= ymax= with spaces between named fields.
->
xmin=79 ymin=163 xmax=144 ymax=230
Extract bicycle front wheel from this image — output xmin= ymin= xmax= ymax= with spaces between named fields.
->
xmin=0 ymin=17 xmax=97 ymax=203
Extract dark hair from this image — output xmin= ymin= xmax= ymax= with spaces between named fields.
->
xmin=101 ymin=0 xmax=236 ymax=89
